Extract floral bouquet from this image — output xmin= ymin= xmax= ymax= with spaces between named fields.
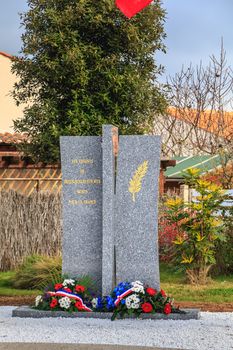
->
xmin=91 ymin=281 xmax=183 ymax=320
xmin=34 ymin=279 xmax=183 ymax=320
xmin=35 ymin=278 xmax=92 ymax=312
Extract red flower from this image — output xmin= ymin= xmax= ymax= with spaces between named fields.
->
xmin=160 ymin=289 xmax=166 ymax=297
xmin=146 ymin=288 xmax=157 ymax=296
xmin=75 ymin=301 xmax=84 ymax=311
xmin=54 ymin=283 xmax=63 ymax=291
xmin=164 ymin=303 xmax=172 ymax=315
xmin=64 ymin=287 xmax=72 ymax=293
xmin=141 ymin=302 xmax=153 ymax=313
xmin=50 ymin=299 xmax=58 ymax=308
xmin=75 ymin=285 xmax=86 ymax=293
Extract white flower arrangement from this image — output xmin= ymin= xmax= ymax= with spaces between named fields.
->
xmin=91 ymin=298 xmax=98 ymax=308
xmin=132 ymin=281 xmax=143 ymax=286
xmin=58 ymin=296 xmax=71 ymax=309
xmin=125 ymin=294 xmax=140 ymax=309
xmin=62 ymin=279 xmax=75 ymax=287
xmin=131 ymin=281 xmax=145 ymax=294
xmin=35 ymin=295 xmax=43 ymax=307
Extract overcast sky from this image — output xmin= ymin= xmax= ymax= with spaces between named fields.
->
xmin=0 ymin=0 xmax=232 ymax=80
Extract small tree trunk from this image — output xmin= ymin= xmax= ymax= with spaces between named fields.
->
xmin=186 ymin=265 xmax=212 ymax=285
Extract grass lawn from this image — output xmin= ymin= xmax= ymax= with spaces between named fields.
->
xmin=160 ymin=263 xmax=233 ymax=303
xmin=0 ymin=271 xmax=40 ymax=296
xmin=0 ymin=265 xmax=232 ymax=303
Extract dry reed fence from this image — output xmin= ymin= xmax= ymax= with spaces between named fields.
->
xmin=0 ymin=190 xmax=62 ymax=271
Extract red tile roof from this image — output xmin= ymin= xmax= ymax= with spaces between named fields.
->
xmin=168 ymin=107 xmax=233 ymax=139
xmin=0 ymin=132 xmax=28 ymax=144
xmin=0 ymin=51 xmax=13 ymax=60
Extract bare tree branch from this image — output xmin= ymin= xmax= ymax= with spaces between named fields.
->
xmin=154 ymin=41 xmax=233 ymax=187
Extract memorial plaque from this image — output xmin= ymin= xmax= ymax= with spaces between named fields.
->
xmin=60 ymin=136 xmax=102 ymax=291
xmin=115 ymin=135 xmax=161 ymax=290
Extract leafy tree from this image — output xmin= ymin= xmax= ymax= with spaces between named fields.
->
xmin=12 ymin=0 xmax=167 ymax=163
xmin=165 ymin=168 xmax=226 ymax=285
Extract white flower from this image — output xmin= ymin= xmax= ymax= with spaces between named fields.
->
xmin=125 ymin=294 xmax=140 ymax=309
xmin=35 ymin=295 xmax=43 ymax=307
xmin=91 ymin=298 xmax=98 ymax=309
xmin=62 ymin=279 xmax=75 ymax=287
xmin=59 ymin=297 xmax=71 ymax=309
xmin=132 ymin=285 xmax=145 ymax=294
xmin=132 ymin=281 xmax=143 ymax=286
xmin=131 ymin=281 xmax=145 ymax=294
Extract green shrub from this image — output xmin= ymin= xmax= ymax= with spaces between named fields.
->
xmin=12 ymin=254 xmax=62 ymax=290
xmin=165 ymin=168 xmax=227 ymax=285
xmin=214 ymin=198 xmax=233 ymax=275
xmin=11 ymin=254 xmax=96 ymax=292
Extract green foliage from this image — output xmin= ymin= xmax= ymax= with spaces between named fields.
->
xmin=74 ymin=275 xmax=96 ymax=292
xmin=12 ymin=0 xmax=167 ymax=163
xmin=11 ymin=254 xmax=62 ymax=290
xmin=160 ymin=263 xmax=233 ymax=303
xmin=1 ymin=264 xmax=232 ymax=302
xmin=214 ymin=196 xmax=233 ymax=275
xmin=164 ymin=168 xmax=227 ymax=284
xmin=0 ymin=271 xmax=37 ymax=296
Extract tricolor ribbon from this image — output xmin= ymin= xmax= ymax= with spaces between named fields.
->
xmin=114 ymin=288 xmax=134 ymax=306
xmin=47 ymin=290 xmax=92 ymax=312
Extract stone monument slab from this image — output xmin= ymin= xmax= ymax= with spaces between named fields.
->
xmin=115 ymin=135 xmax=161 ymax=290
xmin=60 ymin=136 xmax=102 ymax=291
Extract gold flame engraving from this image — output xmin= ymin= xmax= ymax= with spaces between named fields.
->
xmin=128 ymin=160 xmax=148 ymax=202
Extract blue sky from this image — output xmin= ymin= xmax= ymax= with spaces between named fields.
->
xmin=0 ymin=0 xmax=232 ymax=80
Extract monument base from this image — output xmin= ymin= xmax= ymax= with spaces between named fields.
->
xmin=12 ymin=306 xmax=200 ymax=320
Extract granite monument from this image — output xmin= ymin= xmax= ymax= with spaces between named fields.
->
xmin=60 ymin=125 xmax=161 ymax=295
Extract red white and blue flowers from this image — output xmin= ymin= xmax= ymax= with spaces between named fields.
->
xmin=34 ymin=279 xmax=183 ymax=320
xmin=34 ymin=278 xmax=92 ymax=312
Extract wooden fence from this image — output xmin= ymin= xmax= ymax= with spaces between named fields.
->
xmin=0 ymin=168 xmax=61 ymax=196
xmin=0 ymin=190 xmax=61 ymax=271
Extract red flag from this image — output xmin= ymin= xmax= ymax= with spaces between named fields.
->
xmin=116 ymin=0 xmax=153 ymax=19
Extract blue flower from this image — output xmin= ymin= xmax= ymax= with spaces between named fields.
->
xmin=106 ymin=296 xmax=115 ymax=310
xmin=121 ymin=299 xmax=126 ymax=305
xmin=97 ymin=297 xmax=103 ymax=310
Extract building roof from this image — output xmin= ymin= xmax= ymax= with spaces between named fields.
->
xmin=0 ymin=51 xmax=13 ymax=60
xmin=165 ymin=155 xmax=221 ymax=179
xmin=0 ymin=132 xmax=27 ymax=144
xmin=167 ymin=107 xmax=233 ymax=139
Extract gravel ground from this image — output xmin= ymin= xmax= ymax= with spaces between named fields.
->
xmin=0 ymin=307 xmax=232 ymax=350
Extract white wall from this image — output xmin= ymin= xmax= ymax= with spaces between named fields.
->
xmin=0 ymin=53 xmax=25 ymax=132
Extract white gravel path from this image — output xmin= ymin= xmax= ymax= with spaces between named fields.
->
xmin=0 ymin=307 xmax=232 ymax=350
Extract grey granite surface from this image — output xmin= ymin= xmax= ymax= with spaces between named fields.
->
xmin=60 ymin=136 xmax=103 ymax=291
xmin=12 ymin=306 xmax=200 ymax=320
xmin=115 ymin=136 xmax=161 ymax=290
xmin=60 ymin=130 xmax=162 ymax=294
xmin=102 ymin=125 xmax=118 ymax=296
xmin=0 ymin=344 xmax=188 ymax=350
xmin=0 ymin=342 xmax=187 ymax=350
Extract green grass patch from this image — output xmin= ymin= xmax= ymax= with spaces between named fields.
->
xmin=0 ymin=263 xmax=232 ymax=302
xmin=160 ymin=263 xmax=233 ymax=303
xmin=0 ymin=271 xmax=39 ymax=296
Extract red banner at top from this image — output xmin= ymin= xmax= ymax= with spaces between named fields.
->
xmin=116 ymin=0 xmax=153 ymax=18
